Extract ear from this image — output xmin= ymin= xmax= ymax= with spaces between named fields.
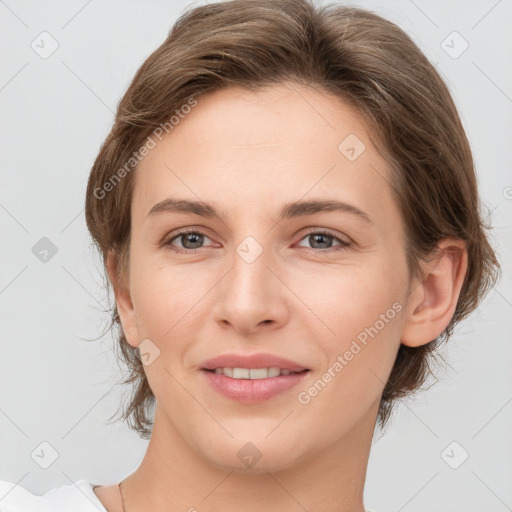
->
xmin=401 ymin=238 xmax=468 ymax=347
xmin=106 ymin=249 xmax=140 ymax=348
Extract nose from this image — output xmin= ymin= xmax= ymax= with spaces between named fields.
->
xmin=212 ymin=247 xmax=290 ymax=335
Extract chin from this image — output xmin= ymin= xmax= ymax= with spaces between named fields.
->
xmin=197 ymin=436 xmax=304 ymax=475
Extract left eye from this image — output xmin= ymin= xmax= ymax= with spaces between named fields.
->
xmin=296 ymin=231 xmax=351 ymax=250
xmin=164 ymin=230 xmax=350 ymax=253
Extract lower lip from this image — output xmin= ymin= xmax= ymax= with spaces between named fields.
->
xmin=202 ymin=370 xmax=310 ymax=403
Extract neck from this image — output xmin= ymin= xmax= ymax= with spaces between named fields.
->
xmin=120 ymin=401 xmax=379 ymax=512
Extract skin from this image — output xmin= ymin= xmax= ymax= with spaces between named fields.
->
xmin=97 ymin=82 xmax=467 ymax=512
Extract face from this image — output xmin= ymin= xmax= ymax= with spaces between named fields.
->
xmin=115 ymin=82 xmax=413 ymax=472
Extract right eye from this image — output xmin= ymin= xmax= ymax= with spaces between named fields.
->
xmin=164 ymin=230 xmax=214 ymax=253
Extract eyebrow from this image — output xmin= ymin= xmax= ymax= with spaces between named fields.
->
xmin=147 ymin=198 xmax=372 ymax=224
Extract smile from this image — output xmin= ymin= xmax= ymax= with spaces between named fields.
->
xmin=202 ymin=368 xmax=311 ymax=403
xmin=206 ymin=367 xmax=308 ymax=379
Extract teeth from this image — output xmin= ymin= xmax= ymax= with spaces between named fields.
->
xmin=233 ymin=367 xmax=250 ymax=379
xmin=211 ymin=367 xmax=299 ymax=379
xmin=267 ymin=367 xmax=281 ymax=378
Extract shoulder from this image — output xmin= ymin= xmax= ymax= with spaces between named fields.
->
xmin=0 ymin=479 xmax=108 ymax=512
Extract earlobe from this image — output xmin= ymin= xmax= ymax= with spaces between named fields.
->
xmin=401 ymin=238 xmax=468 ymax=348
xmin=106 ymin=250 xmax=140 ymax=348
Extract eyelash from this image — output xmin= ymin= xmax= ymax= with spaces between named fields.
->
xmin=163 ymin=229 xmax=352 ymax=255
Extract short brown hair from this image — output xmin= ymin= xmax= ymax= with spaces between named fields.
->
xmin=85 ymin=0 xmax=500 ymax=439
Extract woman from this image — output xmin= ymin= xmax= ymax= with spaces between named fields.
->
xmin=0 ymin=0 xmax=500 ymax=510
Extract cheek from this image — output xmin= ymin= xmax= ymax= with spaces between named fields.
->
xmin=304 ymin=262 xmax=406 ymax=415
xmin=296 ymin=276 xmax=404 ymax=436
xmin=131 ymin=261 xmax=202 ymax=332
xmin=314 ymin=260 xmax=405 ymax=342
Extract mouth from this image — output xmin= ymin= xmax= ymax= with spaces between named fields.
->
xmin=199 ymin=353 xmax=311 ymax=402
xmin=202 ymin=367 xmax=310 ymax=379
xmin=201 ymin=367 xmax=311 ymax=403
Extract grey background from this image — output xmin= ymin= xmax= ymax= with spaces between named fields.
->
xmin=0 ymin=1 xmax=511 ymax=511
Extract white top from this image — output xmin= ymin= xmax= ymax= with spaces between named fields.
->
xmin=0 ymin=479 xmax=377 ymax=511
xmin=0 ymin=479 xmax=107 ymax=512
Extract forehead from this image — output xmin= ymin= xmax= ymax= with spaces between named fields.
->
xmin=132 ymin=82 xmax=397 ymax=224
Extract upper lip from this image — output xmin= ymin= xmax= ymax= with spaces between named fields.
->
xmin=201 ymin=353 xmax=309 ymax=372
